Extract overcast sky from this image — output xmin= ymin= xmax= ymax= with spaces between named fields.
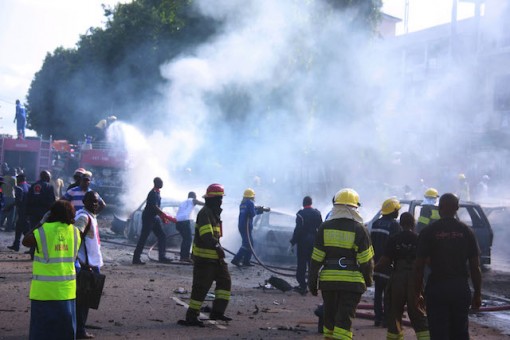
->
xmin=0 ymin=0 xmax=475 ymax=136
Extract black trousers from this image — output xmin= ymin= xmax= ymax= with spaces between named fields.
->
xmin=374 ymin=275 xmax=389 ymax=323
xmin=186 ymin=259 xmax=231 ymax=319
xmin=176 ymin=220 xmax=192 ymax=260
xmin=295 ymin=240 xmax=313 ymax=288
xmin=322 ymin=289 xmax=362 ymax=338
xmin=425 ymin=277 xmax=471 ymax=340
xmin=133 ymin=216 xmax=167 ymax=260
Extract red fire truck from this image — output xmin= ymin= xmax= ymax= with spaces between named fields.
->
xmin=78 ymin=143 xmax=127 ymax=203
xmin=0 ymin=136 xmax=52 ymax=181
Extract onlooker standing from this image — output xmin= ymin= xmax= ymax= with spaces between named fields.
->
xmin=75 ymin=191 xmax=103 ymax=339
xmin=7 ymin=173 xmax=31 ymax=251
xmin=22 ymin=200 xmax=81 ymax=340
xmin=62 ymin=172 xmax=105 ymax=213
xmin=0 ymin=167 xmax=17 ymax=231
xmin=67 ymin=168 xmax=86 ymax=191
xmin=415 ymin=193 xmax=482 ymax=340
xmin=308 ymin=188 xmax=374 ymax=339
xmin=132 ymin=177 xmax=176 ymax=265
xmin=14 ymin=99 xmax=27 ymax=139
xmin=26 ymin=171 xmax=56 ymax=259
xmin=231 ymin=188 xmax=269 ymax=267
xmin=175 ymin=191 xmax=204 ymax=262
xmin=289 ymin=196 xmax=322 ymax=295
xmin=179 ymin=184 xmax=232 ymax=326
xmin=370 ymin=198 xmax=402 ymax=327
xmin=375 ymin=212 xmax=429 ymax=339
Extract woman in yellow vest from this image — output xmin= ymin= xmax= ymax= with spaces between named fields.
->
xmin=23 ymin=200 xmax=80 ymax=340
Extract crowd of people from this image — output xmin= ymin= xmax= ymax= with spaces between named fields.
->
xmin=1 ymin=168 xmax=484 ymax=339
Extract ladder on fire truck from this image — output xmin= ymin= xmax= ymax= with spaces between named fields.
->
xmin=38 ymin=138 xmax=52 ymax=172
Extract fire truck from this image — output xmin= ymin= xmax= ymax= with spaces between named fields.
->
xmin=78 ymin=142 xmax=127 ymax=203
xmin=0 ymin=135 xmax=52 ymax=181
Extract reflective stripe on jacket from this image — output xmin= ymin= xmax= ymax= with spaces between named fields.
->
xmin=192 ymin=206 xmax=222 ymax=260
xmin=30 ymin=222 xmax=80 ymax=300
xmin=310 ymin=217 xmax=374 ymax=293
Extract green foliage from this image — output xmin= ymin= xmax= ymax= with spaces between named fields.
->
xmin=26 ymin=0 xmax=381 ymax=141
xmin=27 ymin=0 xmax=216 ymax=141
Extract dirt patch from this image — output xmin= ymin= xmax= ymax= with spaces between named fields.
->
xmin=0 ymin=223 xmax=508 ymax=339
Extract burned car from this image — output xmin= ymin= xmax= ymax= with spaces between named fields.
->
xmin=124 ymin=198 xmax=186 ymax=246
xmin=366 ymin=200 xmax=494 ymax=265
xmin=251 ymin=209 xmax=297 ymax=264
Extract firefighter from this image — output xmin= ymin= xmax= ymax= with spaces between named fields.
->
xmin=308 ymin=188 xmax=374 ymax=339
xmin=231 ymin=188 xmax=269 ymax=267
xmin=370 ymin=197 xmax=402 ymax=327
xmin=178 ymin=183 xmax=232 ymax=327
xmin=456 ymin=173 xmax=470 ymax=201
xmin=374 ymin=212 xmax=430 ymax=340
xmin=290 ymin=196 xmax=323 ymax=295
xmin=416 ymin=188 xmax=440 ymax=234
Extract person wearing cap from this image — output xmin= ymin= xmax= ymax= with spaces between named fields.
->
xmin=178 ymin=184 xmax=232 ymax=327
xmin=370 ymin=197 xmax=402 ymax=327
xmin=231 ymin=188 xmax=270 ymax=267
xmin=132 ymin=177 xmax=176 ymax=265
xmin=175 ymin=191 xmax=204 ymax=262
xmin=290 ymin=196 xmax=323 ymax=295
xmin=416 ymin=188 xmax=440 ymax=234
xmin=67 ymin=168 xmax=86 ymax=191
xmin=308 ymin=188 xmax=374 ymax=339
xmin=62 ymin=171 xmax=106 ymax=213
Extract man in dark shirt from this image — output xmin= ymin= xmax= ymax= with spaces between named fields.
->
xmin=375 ymin=212 xmax=429 ymax=339
xmin=132 ymin=177 xmax=176 ymax=265
xmin=415 ymin=193 xmax=482 ymax=340
xmin=290 ymin=196 xmax=322 ymax=295
xmin=7 ymin=173 xmax=31 ymax=252
xmin=370 ymin=198 xmax=402 ymax=326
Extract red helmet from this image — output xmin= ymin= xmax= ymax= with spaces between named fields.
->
xmin=203 ymin=183 xmax=225 ymax=198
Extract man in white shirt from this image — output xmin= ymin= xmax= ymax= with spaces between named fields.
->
xmin=75 ymin=191 xmax=102 ymax=339
xmin=175 ymin=192 xmax=204 ymax=262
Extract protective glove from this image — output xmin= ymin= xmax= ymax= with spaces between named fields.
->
xmin=160 ymin=212 xmax=177 ymax=224
xmin=215 ymin=243 xmax=225 ymax=259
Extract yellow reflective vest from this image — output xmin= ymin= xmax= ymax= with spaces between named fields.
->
xmin=30 ymin=222 xmax=80 ymax=301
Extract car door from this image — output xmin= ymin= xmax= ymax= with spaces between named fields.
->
xmin=457 ymin=204 xmax=493 ymax=265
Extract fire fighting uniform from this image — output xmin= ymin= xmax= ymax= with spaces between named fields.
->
xmin=232 ymin=198 xmax=264 ymax=266
xmin=416 ymin=205 xmax=439 ymax=234
xmin=417 ymin=217 xmax=480 ymax=340
xmin=308 ymin=208 xmax=374 ymax=340
xmin=384 ymin=230 xmax=429 ymax=340
xmin=29 ymin=221 xmax=81 ymax=340
xmin=370 ymin=215 xmax=401 ymax=325
xmin=290 ymin=205 xmax=323 ymax=291
xmin=133 ymin=188 xmax=168 ymax=261
xmin=186 ymin=204 xmax=231 ymax=320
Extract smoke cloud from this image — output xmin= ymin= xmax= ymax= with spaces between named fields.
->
xmin=116 ymin=0 xmax=510 ymax=230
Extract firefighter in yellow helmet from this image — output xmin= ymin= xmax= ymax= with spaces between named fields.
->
xmin=456 ymin=173 xmax=470 ymax=201
xmin=416 ymin=188 xmax=440 ymax=234
xmin=231 ymin=188 xmax=269 ymax=267
xmin=179 ymin=184 xmax=232 ymax=327
xmin=370 ymin=198 xmax=402 ymax=327
xmin=308 ymin=188 xmax=374 ymax=339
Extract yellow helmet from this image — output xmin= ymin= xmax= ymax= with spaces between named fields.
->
xmin=243 ymin=188 xmax=255 ymax=198
xmin=333 ymin=188 xmax=360 ymax=207
xmin=381 ymin=198 xmax=401 ymax=215
xmin=424 ymin=188 xmax=439 ymax=198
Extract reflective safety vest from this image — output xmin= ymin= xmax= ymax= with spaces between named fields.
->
xmin=30 ymin=222 xmax=80 ymax=301
xmin=416 ymin=205 xmax=440 ymax=234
